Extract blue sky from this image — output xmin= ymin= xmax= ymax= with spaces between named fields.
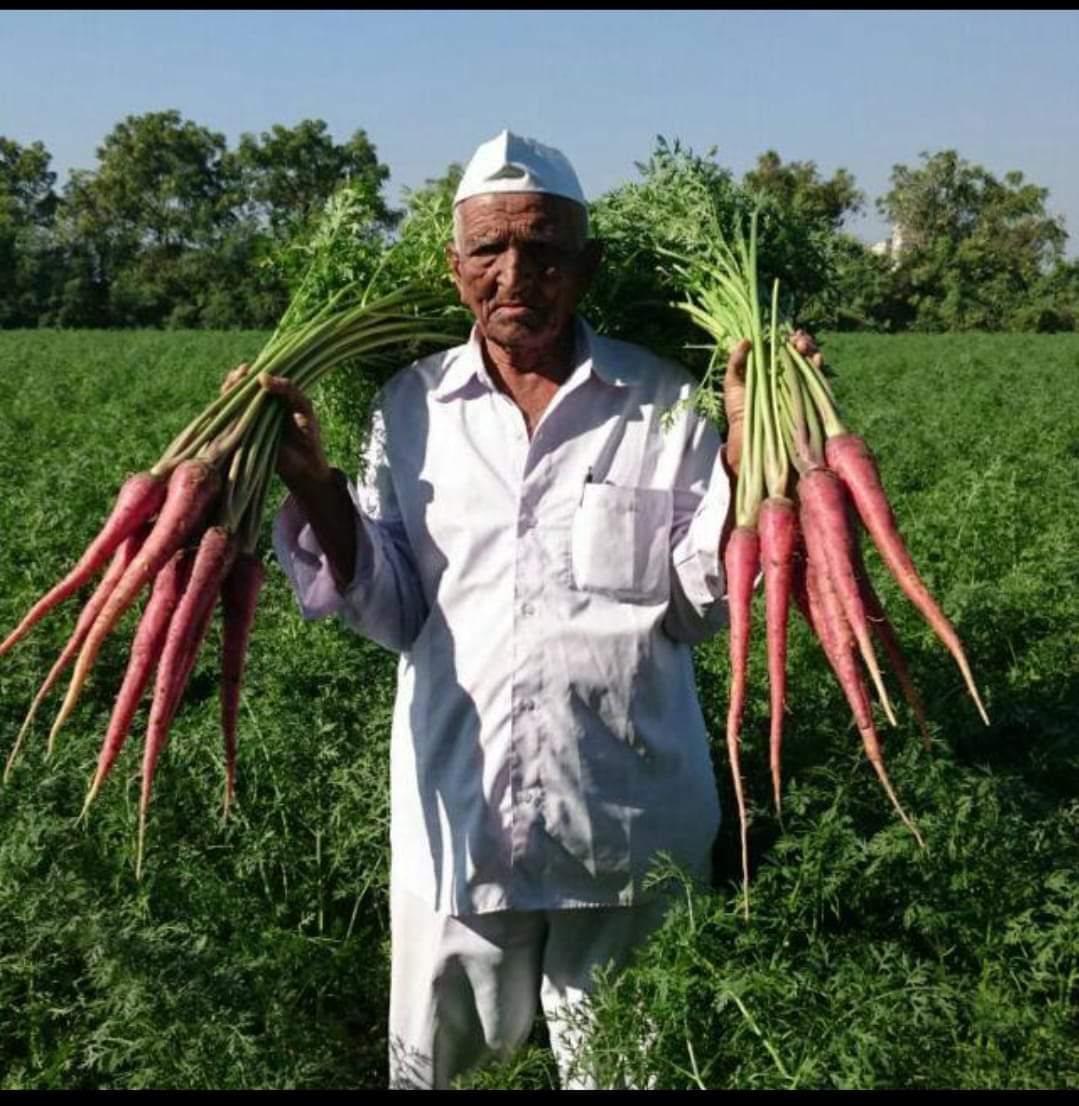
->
xmin=4 ymin=10 xmax=1078 ymax=251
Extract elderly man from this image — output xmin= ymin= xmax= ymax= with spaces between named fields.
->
xmin=266 ymin=131 xmax=750 ymax=1089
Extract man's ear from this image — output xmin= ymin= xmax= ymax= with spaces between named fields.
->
xmin=577 ymin=237 xmax=605 ymax=294
xmin=445 ymin=242 xmax=465 ymax=304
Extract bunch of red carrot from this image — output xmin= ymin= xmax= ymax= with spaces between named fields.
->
xmin=677 ymin=214 xmax=989 ymax=916
xmin=1 ymin=285 xmax=453 ymax=876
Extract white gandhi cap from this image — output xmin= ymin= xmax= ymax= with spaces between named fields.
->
xmin=454 ymin=129 xmax=587 ymax=211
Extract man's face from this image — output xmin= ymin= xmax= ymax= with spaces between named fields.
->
xmin=447 ymin=192 xmax=601 ymax=354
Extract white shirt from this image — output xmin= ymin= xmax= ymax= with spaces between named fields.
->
xmin=273 ymin=318 xmax=732 ymax=915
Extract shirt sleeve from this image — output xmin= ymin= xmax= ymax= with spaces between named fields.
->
xmin=663 ymin=407 xmax=734 ymax=645
xmin=271 ymin=400 xmax=428 ymax=654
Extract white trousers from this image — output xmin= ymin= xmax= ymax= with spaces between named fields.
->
xmin=388 ymin=887 xmax=669 ymax=1089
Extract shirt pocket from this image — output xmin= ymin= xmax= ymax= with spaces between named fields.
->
xmin=570 ymin=483 xmax=673 ymax=603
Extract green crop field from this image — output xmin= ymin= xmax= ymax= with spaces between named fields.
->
xmin=0 ymin=330 xmax=1076 ymax=1089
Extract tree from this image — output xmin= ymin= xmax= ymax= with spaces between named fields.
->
xmin=0 ymin=138 xmax=63 ymax=327
xmin=879 ymin=150 xmax=1069 ymax=330
xmin=232 ymin=120 xmax=395 ymax=239
xmin=66 ymin=111 xmax=236 ymax=254
xmin=744 ymin=150 xmax=864 ymax=232
xmin=0 ymin=138 xmax=58 ymax=227
xmin=55 ymin=111 xmax=245 ymax=326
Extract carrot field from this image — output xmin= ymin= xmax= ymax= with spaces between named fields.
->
xmin=0 ymin=330 xmax=1076 ymax=1089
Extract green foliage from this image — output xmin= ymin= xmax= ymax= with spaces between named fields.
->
xmin=232 ymin=120 xmax=396 ymax=243
xmin=826 ymin=234 xmax=915 ymax=332
xmin=0 ymin=114 xmax=398 ymax=331
xmin=310 ymin=164 xmax=472 ymax=458
xmin=1 ymin=331 xmax=1076 ymax=1088
xmin=0 ymin=138 xmax=61 ymax=328
xmin=2 ymin=123 xmax=1076 ymax=335
xmin=0 ymin=138 xmax=58 ymax=226
xmin=585 ymin=138 xmax=842 ymax=432
xmin=878 ymin=150 xmax=1072 ymax=332
xmin=261 ymin=185 xmax=388 ymax=329
xmin=744 ymin=149 xmax=865 ymax=232
xmin=52 ymin=112 xmax=243 ymax=329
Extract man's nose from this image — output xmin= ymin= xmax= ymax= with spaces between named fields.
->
xmin=498 ymin=244 xmax=538 ymax=289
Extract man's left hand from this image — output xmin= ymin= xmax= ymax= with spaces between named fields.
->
xmin=723 ymin=339 xmax=751 ymax=476
xmin=722 ymin=331 xmax=820 ymax=478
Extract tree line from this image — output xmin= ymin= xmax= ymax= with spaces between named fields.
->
xmin=2 ymin=111 xmax=1077 ymax=332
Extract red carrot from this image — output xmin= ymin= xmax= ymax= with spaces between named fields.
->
xmin=4 ymin=524 xmax=150 ymax=782
xmin=137 ymin=525 xmax=236 ymax=877
xmin=724 ymin=524 xmax=760 ymax=919
xmin=851 ymin=539 xmax=933 ymax=751
xmin=825 ymin=432 xmax=989 ymax=725
xmin=806 ymin=554 xmax=924 ymax=848
xmin=163 ymin=581 xmax=220 ymax=733
xmin=219 ymin=553 xmax=265 ymax=818
xmin=80 ymin=548 xmax=195 ymax=818
xmin=155 ymin=529 xmax=236 ymax=738
xmin=0 ymin=472 xmax=166 ymax=659
xmin=48 ymin=459 xmax=221 ymax=748
xmin=759 ymin=497 xmax=798 ymax=818
xmin=799 ymin=467 xmax=898 ymax=728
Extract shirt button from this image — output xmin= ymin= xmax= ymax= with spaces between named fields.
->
xmin=520 ymin=699 xmax=535 ymax=713
xmin=521 ymin=602 xmax=535 ymax=617
xmin=518 ymin=514 xmax=535 ymax=534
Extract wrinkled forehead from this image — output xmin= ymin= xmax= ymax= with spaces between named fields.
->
xmin=454 ymin=192 xmax=587 ymax=245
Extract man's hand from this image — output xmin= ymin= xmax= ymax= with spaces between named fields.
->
xmin=722 ymin=331 xmax=821 ymax=478
xmin=722 ymin=339 xmax=751 ymax=476
xmin=223 ymin=365 xmax=333 ymax=495
xmin=790 ymin=329 xmax=820 ymax=364
xmin=222 ymin=364 xmax=357 ymax=589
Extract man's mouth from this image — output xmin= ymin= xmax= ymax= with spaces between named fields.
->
xmin=493 ymin=303 xmax=540 ymax=318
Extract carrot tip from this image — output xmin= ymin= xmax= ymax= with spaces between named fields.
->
xmin=868 ymin=756 xmax=925 ymax=850
xmin=3 ymin=732 xmax=29 ymax=784
xmin=80 ymin=778 xmax=103 ymax=823
xmin=771 ymin=773 xmax=784 ymax=824
xmin=46 ymin=708 xmax=70 ymax=760
xmin=974 ymin=696 xmax=990 ymax=727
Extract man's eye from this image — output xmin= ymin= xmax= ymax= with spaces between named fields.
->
xmin=545 ymin=247 xmax=569 ymax=266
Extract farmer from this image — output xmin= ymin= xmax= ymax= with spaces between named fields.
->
xmin=262 ymin=130 xmax=757 ymax=1089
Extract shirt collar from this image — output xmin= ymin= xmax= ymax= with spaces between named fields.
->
xmin=433 ymin=317 xmax=640 ymax=402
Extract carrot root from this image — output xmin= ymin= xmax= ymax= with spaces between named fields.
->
xmin=852 ymin=541 xmax=933 ymax=752
xmin=800 ymin=467 xmax=899 ymax=728
xmin=807 ymin=556 xmax=924 ymax=848
xmin=826 ymin=433 xmax=989 ymax=726
xmin=724 ymin=525 xmax=760 ymax=919
xmin=48 ymin=459 xmax=221 ymax=751
xmin=5 ymin=525 xmax=149 ymax=781
xmin=80 ymin=548 xmax=195 ymax=820
xmin=759 ymin=497 xmax=797 ymax=819
xmin=136 ymin=526 xmax=236 ymax=879
xmin=0 ymin=472 xmax=165 ymax=660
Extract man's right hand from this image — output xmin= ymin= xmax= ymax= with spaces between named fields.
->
xmin=224 ymin=365 xmax=333 ymax=495
xmin=223 ymin=364 xmax=358 ymax=589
